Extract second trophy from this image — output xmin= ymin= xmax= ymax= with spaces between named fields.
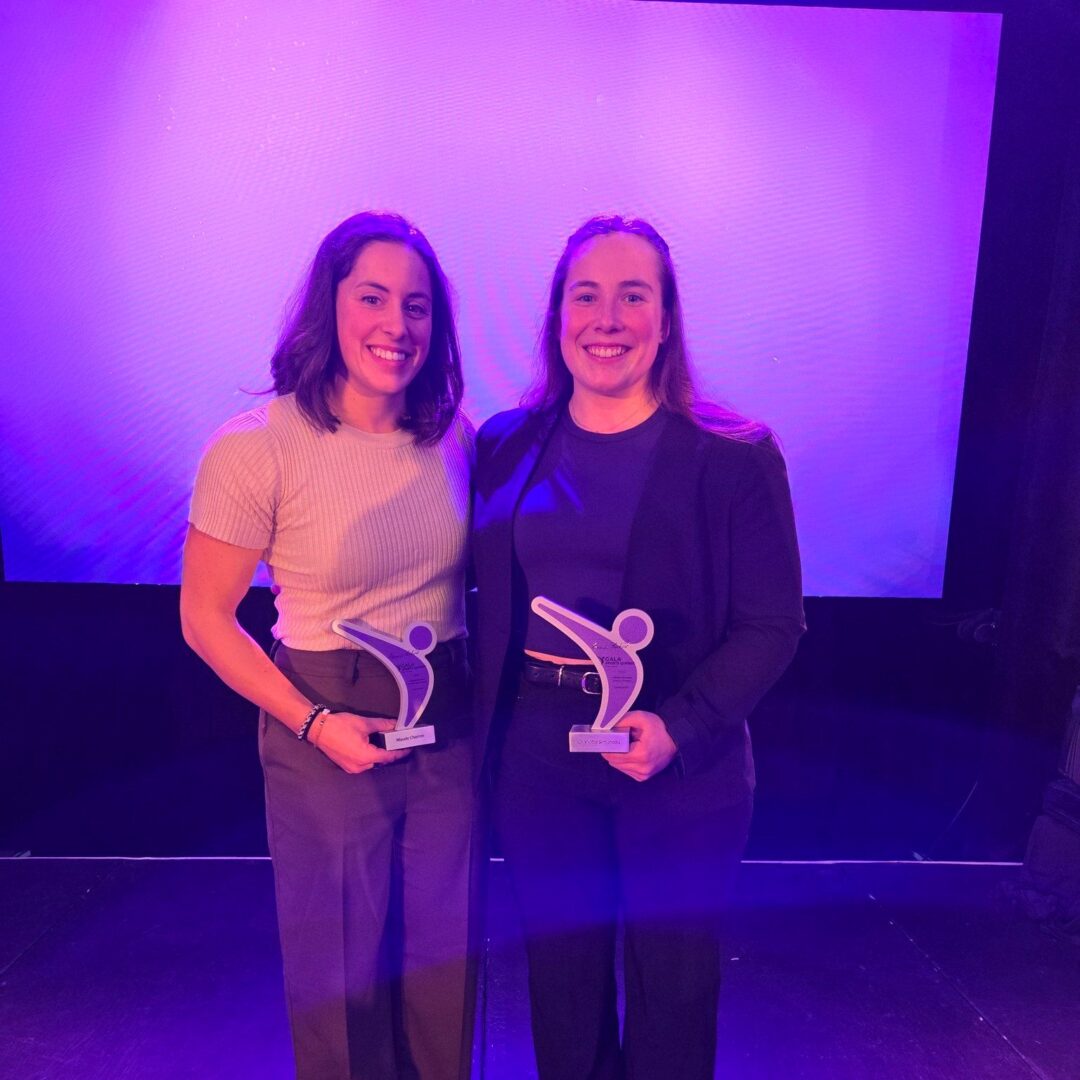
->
xmin=530 ymin=596 xmax=654 ymax=754
xmin=331 ymin=618 xmax=439 ymax=750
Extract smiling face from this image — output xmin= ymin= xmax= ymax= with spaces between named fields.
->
xmin=559 ymin=231 xmax=669 ymax=407
xmin=334 ymin=240 xmax=432 ymax=420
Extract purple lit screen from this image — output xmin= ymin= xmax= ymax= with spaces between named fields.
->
xmin=0 ymin=2 xmax=1000 ymax=596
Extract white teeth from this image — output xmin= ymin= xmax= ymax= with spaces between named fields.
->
xmin=370 ymin=346 xmax=408 ymax=362
xmin=586 ymin=345 xmax=629 ymax=359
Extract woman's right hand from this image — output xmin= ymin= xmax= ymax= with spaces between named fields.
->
xmin=312 ymin=711 xmax=411 ymax=773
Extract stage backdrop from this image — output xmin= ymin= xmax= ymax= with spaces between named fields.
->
xmin=0 ymin=1 xmax=1000 ymax=596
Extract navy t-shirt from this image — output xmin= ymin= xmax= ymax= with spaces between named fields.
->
xmin=513 ymin=407 xmax=669 ymax=658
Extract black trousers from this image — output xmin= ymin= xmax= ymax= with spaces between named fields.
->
xmin=493 ymin=676 xmax=752 ymax=1080
xmin=261 ymin=642 xmax=477 ymax=1080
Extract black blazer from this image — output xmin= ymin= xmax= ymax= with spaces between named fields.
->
xmin=472 ymin=406 xmax=805 ymax=793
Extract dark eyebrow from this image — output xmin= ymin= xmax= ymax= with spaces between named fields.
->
xmin=567 ymin=278 xmax=655 ymax=292
xmin=353 ymin=281 xmax=432 ymax=301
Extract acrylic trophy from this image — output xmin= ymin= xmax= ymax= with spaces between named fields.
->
xmin=530 ymin=596 xmax=654 ymax=754
xmin=331 ymin=619 xmax=438 ymax=750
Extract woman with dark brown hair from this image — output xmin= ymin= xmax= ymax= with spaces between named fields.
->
xmin=473 ymin=215 xmax=804 ymax=1078
xmin=181 ymin=212 xmax=475 ymax=1080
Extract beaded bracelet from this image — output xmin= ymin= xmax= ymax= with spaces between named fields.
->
xmin=297 ymin=703 xmax=329 ymax=742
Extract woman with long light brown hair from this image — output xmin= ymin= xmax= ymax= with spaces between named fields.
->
xmin=473 ymin=214 xmax=804 ymax=1079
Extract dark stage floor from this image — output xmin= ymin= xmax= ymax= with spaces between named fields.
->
xmin=1 ymin=859 xmax=1076 ymax=1079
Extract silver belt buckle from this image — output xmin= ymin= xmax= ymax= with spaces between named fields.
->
xmin=581 ymin=671 xmax=602 ymax=695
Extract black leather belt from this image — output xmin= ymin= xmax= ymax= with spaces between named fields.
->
xmin=523 ymin=659 xmax=602 ymax=695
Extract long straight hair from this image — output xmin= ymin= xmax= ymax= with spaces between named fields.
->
xmin=271 ymin=212 xmax=463 ymax=444
xmin=523 ymin=215 xmax=767 ymax=441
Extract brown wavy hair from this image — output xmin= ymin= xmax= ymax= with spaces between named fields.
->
xmin=523 ymin=214 xmax=767 ymax=441
xmin=270 ymin=212 xmax=463 ymax=444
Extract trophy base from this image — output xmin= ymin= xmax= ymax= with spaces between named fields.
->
xmin=371 ymin=725 xmax=436 ymax=751
xmin=569 ymin=725 xmax=630 ymax=754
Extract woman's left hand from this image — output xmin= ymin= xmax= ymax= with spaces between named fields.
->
xmin=602 ymin=710 xmax=677 ymax=781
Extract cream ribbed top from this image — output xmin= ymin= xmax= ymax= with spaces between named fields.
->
xmin=190 ymin=394 xmax=473 ymax=651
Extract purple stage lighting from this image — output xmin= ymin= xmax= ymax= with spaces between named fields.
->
xmin=0 ymin=2 xmax=1000 ymax=596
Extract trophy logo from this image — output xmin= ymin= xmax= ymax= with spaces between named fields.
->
xmin=531 ymin=596 xmax=654 ymax=754
xmin=331 ymin=619 xmax=438 ymax=750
